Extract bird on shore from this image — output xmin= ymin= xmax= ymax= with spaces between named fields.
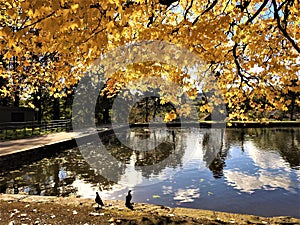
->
xmin=125 ymin=190 xmax=134 ymax=210
xmin=95 ymin=192 xmax=104 ymax=209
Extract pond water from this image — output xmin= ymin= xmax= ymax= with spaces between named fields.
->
xmin=0 ymin=127 xmax=299 ymax=218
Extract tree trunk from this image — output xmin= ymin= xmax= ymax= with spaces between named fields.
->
xmin=33 ymin=89 xmax=42 ymax=122
xmin=14 ymin=90 xmax=20 ymax=107
xmin=145 ymin=97 xmax=149 ymax=122
xmin=53 ymin=96 xmax=60 ymax=120
xmin=290 ymin=95 xmax=295 ymax=121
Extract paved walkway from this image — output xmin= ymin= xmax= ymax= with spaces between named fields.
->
xmin=0 ymin=132 xmax=78 ymax=157
xmin=0 ymin=125 xmax=113 ymax=157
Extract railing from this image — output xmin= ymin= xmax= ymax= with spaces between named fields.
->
xmin=0 ymin=120 xmax=72 ymax=141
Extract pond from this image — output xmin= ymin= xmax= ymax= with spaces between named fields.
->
xmin=0 ymin=127 xmax=299 ymax=218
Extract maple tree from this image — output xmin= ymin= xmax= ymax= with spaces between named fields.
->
xmin=0 ymin=0 xmax=299 ymax=121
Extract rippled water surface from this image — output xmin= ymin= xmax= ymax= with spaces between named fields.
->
xmin=1 ymin=127 xmax=299 ymax=218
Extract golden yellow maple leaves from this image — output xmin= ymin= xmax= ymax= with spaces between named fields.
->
xmin=0 ymin=0 xmax=299 ymax=120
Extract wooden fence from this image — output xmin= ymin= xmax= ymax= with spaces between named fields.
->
xmin=0 ymin=120 xmax=72 ymax=140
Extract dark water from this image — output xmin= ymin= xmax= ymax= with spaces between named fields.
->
xmin=0 ymin=128 xmax=299 ymax=218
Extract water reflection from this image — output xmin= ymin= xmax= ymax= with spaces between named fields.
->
xmin=224 ymin=129 xmax=299 ymax=194
xmin=202 ymin=129 xmax=227 ymax=178
xmin=0 ymin=149 xmax=113 ymax=196
xmin=0 ymin=127 xmax=299 ymax=217
xmin=225 ymin=128 xmax=300 ymax=168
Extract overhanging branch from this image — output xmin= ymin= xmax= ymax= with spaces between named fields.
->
xmin=246 ymin=0 xmax=268 ymax=24
xmin=272 ymin=0 xmax=300 ymax=53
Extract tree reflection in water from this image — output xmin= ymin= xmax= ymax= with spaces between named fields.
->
xmin=202 ymin=129 xmax=227 ymax=179
xmin=0 ymin=148 xmax=113 ymax=196
xmin=95 ymin=128 xmax=186 ymax=181
xmin=0 ymin=127 xmax=299 ymax=200
xmin=225 ymin=128 xmax=300 ymax=169
xmin=0 ymin=127 xmax=187 ymax=195
xmin=202 ymin=128 xmax=300 ymax=179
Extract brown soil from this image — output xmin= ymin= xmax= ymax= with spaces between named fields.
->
xmin=0 ymin=194 xmax=299 ymax=225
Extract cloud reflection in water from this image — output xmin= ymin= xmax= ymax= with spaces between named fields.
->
xmin=173 ymin=188 xmax=200 ymax=203
xmin=224 ymin=141 xmax=297 ymax=194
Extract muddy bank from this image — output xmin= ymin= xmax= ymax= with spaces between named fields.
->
xmin=0 ymin=194 xmax=299 ymax=225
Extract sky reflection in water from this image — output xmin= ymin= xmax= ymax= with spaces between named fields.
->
xmin=0 ymin=128 xmax=299 ymax=218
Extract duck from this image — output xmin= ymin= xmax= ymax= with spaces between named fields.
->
xmin=95 ymin=192 xmax=104 ymax=208
xmin=125 ymin=190 xmax=134 ymax=210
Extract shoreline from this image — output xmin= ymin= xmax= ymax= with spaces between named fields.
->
xmin=0 ymin=194 xmax=299 ymax=224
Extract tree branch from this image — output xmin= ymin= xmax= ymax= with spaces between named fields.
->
xmin=272 ymin=0 xmax=300 ymax=53
xmin=232 ymin=43 xmax=253 ymax=89
xmin=192 ymin=0 xmax=218 ymax=25
xmin=22 ymin=12 xmax=55 ymax=30
xmin=184 ymin=0 xmax=194 ymax=21
xmin=159 ymin=0 xmax=178 ymax=7
xmin=232 ymin=43 xmax=244 ymax=89
xmin=246 ymin=0 xmax=268 ymax=24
